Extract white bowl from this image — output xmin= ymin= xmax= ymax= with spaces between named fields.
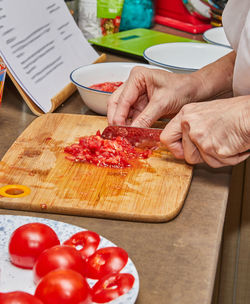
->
xmin=203 ymin=27 xmax=232 ymax=49
xmin=143 ymin=42 xmax=232 ymax=73
xmin=70 ymin=62 xmax=171 ymax=115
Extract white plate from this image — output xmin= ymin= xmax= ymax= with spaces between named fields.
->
xmin=203 ymin=27 xmax=232 ymax=48
xmin=143 ymin=42 xmax=232 ymax=73
xmin=0 ymin=215 xmax=139 ymax=304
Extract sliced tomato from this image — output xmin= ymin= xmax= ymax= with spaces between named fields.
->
xmin=89 ymin=81 xmax=123 ymax=93
xmin=85 ymin=246 xmax=128 ymax=280
xmin=8 ymin=223 xmax=60 ymax=269
xmin=0 ymin=291 xmax=43 ymax=304
xmin=63 ymin=230 xmax=100 ymax=260
xmin=35 ymin=269 xmax=92 ymax=304
xmin=33 ymin=245 xmax=86 ymax=284
xmin=92 ymin=273 xmax=135 ymax=303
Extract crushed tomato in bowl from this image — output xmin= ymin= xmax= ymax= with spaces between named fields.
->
xmin=89 ymin=81 xmax=123 ymax=93
xmin=64 ymin=131 xmax=151 ymax=169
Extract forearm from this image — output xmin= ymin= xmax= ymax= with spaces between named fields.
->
xmin=189 ymin=50 xmax=236 ymax=102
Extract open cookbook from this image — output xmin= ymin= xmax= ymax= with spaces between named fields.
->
xmin=0 ymin=0 xmax=104 ymax=115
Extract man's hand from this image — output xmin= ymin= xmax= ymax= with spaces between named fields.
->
xmin=161 ymin=96 xmax=250 ymax=167
xmin=107 ymin=52 xmax=236 ymax=129
xmin=107 ymin=67 xmax=201 ymax=127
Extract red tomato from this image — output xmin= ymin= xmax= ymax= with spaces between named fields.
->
xmin=92 ymin=273 xmax=135 ymax=303
xmin=64 ymin=131 xmax=151 ymax=168
xmin=33 ymin=245 xmax=86 ymax=284
xmin=63 ymin=230 xmax=100 ymax=260
xmin=0 ymin=291 xmax=43 ymax=304
xmin=89 ymin=81 xmax=123 ymax=93
xmin=85 ymin=247 xmax=128 ymax=280
xmin=35 ymin=269 xmax=92 ymax=304
xmin=8 ymin=223 xmax=60 ymax=269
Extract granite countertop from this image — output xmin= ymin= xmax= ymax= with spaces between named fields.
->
xmin=0 ymin=47 xmax=232 ymax=303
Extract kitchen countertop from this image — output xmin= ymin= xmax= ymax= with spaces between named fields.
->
xmin=0 ymin=27 xmax=232 ymax=304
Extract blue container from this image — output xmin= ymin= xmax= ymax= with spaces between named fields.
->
xmin=120 ymin=0 xmax=154 ymax=31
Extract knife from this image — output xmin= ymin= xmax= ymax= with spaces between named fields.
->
xmin=102 ymin=126 xmax=250 ymax=154
xmin=101 ymin=125 xmax=163 ymax=149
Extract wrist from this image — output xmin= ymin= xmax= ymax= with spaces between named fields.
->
xmin=241 ymin=97 xmax=250 ymax=148
xmin=189 ymin=51 xmax=235 ymax=102
xmin=184 ymin=73 xmax=205 ymax=102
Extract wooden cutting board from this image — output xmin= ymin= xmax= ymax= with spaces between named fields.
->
xmin=0 ymin=114 xmax=193 ymax=222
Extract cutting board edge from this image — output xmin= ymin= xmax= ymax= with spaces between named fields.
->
xmin=1 ymin=114 xmax=56 ymax=162
xmin=0 ymin=197 xmax=186 ymax=223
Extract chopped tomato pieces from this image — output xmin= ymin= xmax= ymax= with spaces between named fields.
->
xmin=89 ymin=81 xmax=123 ymax=93
xmin=64 ymin=131 xmax=151 ymax=169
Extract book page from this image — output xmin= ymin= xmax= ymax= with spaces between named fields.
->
xmin=0 ymin=0 xmax=99 ymax=113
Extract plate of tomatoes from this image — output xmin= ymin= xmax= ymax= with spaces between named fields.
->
xmin=0 ymin=215 xmax=139 ymax=304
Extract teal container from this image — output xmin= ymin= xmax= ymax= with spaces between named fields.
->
xmin=120 ymin=0 xmax=154 ymax=31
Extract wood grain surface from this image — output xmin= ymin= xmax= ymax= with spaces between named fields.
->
xmin=0 ymin=114 xmax=193 ymax=222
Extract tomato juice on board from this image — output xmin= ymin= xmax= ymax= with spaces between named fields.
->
xmin=89 ymin=81 xmax=123 ymax=93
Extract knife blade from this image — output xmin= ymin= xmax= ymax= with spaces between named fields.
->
xmin=101 ymin=125 xmax=163 ymax=149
